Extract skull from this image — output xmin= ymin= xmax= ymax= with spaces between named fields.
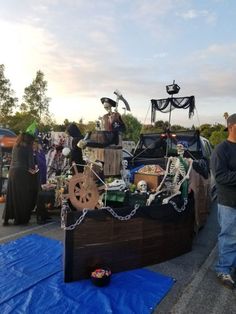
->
xmin=176 ymin=143 xmax=185 ymax=156
xmin=137 ymin=180 xmax=148 ymax=194
xmin=122 ymin=160 xmax=128 ymax=169
xmin=176 ymin=141 xmax=188 ymax=156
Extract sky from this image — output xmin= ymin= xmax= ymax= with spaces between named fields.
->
xmin=0 ymin=0 xmax=235 ymax=127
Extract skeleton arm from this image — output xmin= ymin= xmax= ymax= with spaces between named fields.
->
xmin=146 ymin=157 xmax=173 ymax=206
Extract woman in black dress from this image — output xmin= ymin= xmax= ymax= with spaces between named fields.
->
xmin=2 ymin=132 xmax=37 ymax=225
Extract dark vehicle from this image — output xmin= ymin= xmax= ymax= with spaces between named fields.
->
xmin=131 ymin=130 xmax=212 ymax=168
xmin=0 ymin=128 xmax=17 ymax=195
xmin=0 ymin=128 xmax=17 ymax=149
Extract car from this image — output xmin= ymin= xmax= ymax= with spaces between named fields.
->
xmin=0 ymin=128 xmax=17 ymax=149
xmin=0 ymin=128 xmax=17 ymax=195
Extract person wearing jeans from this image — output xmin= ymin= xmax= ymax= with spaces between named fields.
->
xmin=211 ymin=113 xmax=236 ymax=289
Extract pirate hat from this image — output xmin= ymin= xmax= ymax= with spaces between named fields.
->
xmin=101 ymin=97 xmax=116 ymax=108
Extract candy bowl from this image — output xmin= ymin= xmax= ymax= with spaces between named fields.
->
xmin=90 ymin=268 xmax=111 ymax=287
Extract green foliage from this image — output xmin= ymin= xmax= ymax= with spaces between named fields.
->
xmin=122 ymin=113 xmax=142 ymax=142
xmin=6 ymin=112 xmax=36 ymax=134
xmin=171 ymin=124 xmax=188 ymax=131
xmin=199 ymin=124 xmax=212 ymax=139
xmin=209 ymin=129 xmax=227 ymax=147
xmin=200 ymin=123 xmax=225 ymax=140
xmin=154 ymin=120 xmax=169 ymax=130
xmin=85 ymin=121 xmax=96 ymax=133
xmin=0 ymin=64 xmax=18 ymax=125
xmin=20 ymin=70 xmax=51 ymax=122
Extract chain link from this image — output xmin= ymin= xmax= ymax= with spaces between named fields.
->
xmin=60 ymin=200 xmax=140 ymax=230
xmin=62 ymin=208 xmax=88 ymax=231
xmin=60 ymin=199 xmax=88 ymax=230
xmin=169 ymin=198 xmax=188 ymax=212
xmin=103 ymin=204 xmax=140 ymax=220
xmin=61 ymin=195 xmax=186 ymax=231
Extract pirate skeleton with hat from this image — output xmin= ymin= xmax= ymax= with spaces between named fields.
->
xmin=100 ymin=90 xmax=130 ymax=133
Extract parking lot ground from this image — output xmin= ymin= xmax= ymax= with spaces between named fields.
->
xmin=0 ymin=202 xmax=235 ymax=313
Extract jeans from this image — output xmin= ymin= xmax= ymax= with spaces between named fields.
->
xmin=215 ymin=204 xmax=236 ymax=274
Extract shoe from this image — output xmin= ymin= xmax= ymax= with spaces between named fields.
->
xmin=217 ymin=273 xmax=235 ymax=290
xmin=2 ymin=221 xmax=9 ymax=226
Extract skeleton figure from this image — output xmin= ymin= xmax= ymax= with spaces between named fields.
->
xmin=137 ymin=180 xmax=148 ymax=194
xmin=120 ymin=160 xmax=131 ymax=187
xmin=146 ymin=142 xmax=193 ymax=205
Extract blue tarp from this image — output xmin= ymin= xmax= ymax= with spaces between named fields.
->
xmin=0 ymin=234 xmax=174 ymax=313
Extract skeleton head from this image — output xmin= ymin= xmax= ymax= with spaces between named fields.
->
xmin=176 ymin=143 xmax=185 ymax=156
xmin=176 ymin=140 xmax=188 ymax=156
xmin=122 ymin=159 xmax=128 ymax=169
xmin=137 ymin=180 xmax=148 ymax=194
xmin=104 ymin=102 xmax=112 ymax=113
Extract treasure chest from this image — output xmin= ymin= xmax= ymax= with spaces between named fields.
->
xmin=134 ymin=173 xmax=162 ymax=191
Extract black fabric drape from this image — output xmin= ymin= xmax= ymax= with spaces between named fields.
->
xmin=151 ymin=96 xmax=195 ymax=123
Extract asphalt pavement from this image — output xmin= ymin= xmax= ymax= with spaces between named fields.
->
xmin=0 ymin=201 xmax=235 ymax=313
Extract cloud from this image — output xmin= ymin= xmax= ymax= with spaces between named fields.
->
xmin=176 ymin=9 xmax=217 ymax=24
xmin=0 ymin=0 xmax=235 ymax=126
xmin=0 ymin=20 xmax=59 ymax=92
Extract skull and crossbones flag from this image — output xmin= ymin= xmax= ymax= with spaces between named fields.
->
xmin=151 ymin=96 xmax=195 ymax=123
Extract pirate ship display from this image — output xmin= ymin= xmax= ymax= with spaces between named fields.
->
xmin=62 ymin=84 xmax=211 ymax=282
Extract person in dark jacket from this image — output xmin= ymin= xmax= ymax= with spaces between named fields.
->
xmin=211 ymin=113 xmax=236 ymax=289
xmin=66 ymin=123 xmax=84 ymax=173
xmin=2 ymin=132 xmax=37 ymax=225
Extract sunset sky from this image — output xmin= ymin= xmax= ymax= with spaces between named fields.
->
xmin=0 ymin=0 xmax=235 ymax=127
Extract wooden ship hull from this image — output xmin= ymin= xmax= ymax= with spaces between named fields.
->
xmin=64 ymin=194 xmax=195 ymax=282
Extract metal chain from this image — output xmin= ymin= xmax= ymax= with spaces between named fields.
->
xmin=169 ymin=198 xmax=188 ymax=212
xmin=104 ymin=204 xmax=140 ymax=221
xmin=60 ymin=199 xmax=71 ymax=229
xmin=61 ymin=201 xmax=140 ymax=230
xmin=62 ymin=208 xmax=88 ymax=231
xmin=60 ymin=199 xmax=88 ymax=230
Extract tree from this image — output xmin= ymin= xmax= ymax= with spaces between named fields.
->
xmin=209 ymin=129 xmax=227 ymax=147
xmin=200 ymin=124 xmax=213 ymax=139
xmin=122 ymin=113 xmax=142 ymax=142
xmin=171 ymin=124 xmax=187 ymax=132
xmin=20 ymin=70 xmax=51 ymax=123
xmin=7 ymin=112 xmax=37 ymax=134
xmin=154 ymin=120 xmax=169 ymax=131
xmin=223 ymin=112 xmax=229 ymax=121
xmin=0 ymin=64 xmax=18 ymax=125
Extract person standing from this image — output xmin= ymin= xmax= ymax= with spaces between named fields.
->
xmin=33 ymin=139 xmax=47 ymax=186
xmin=32 ymin=139 xmax=53 ymax=225
xmin=2 ymin=132 xmax=37 ymax=225
xmin=66 ymin=123 xmax=84 ymax=173
xmin=211 ymin=113 xmax=236 ymax=289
